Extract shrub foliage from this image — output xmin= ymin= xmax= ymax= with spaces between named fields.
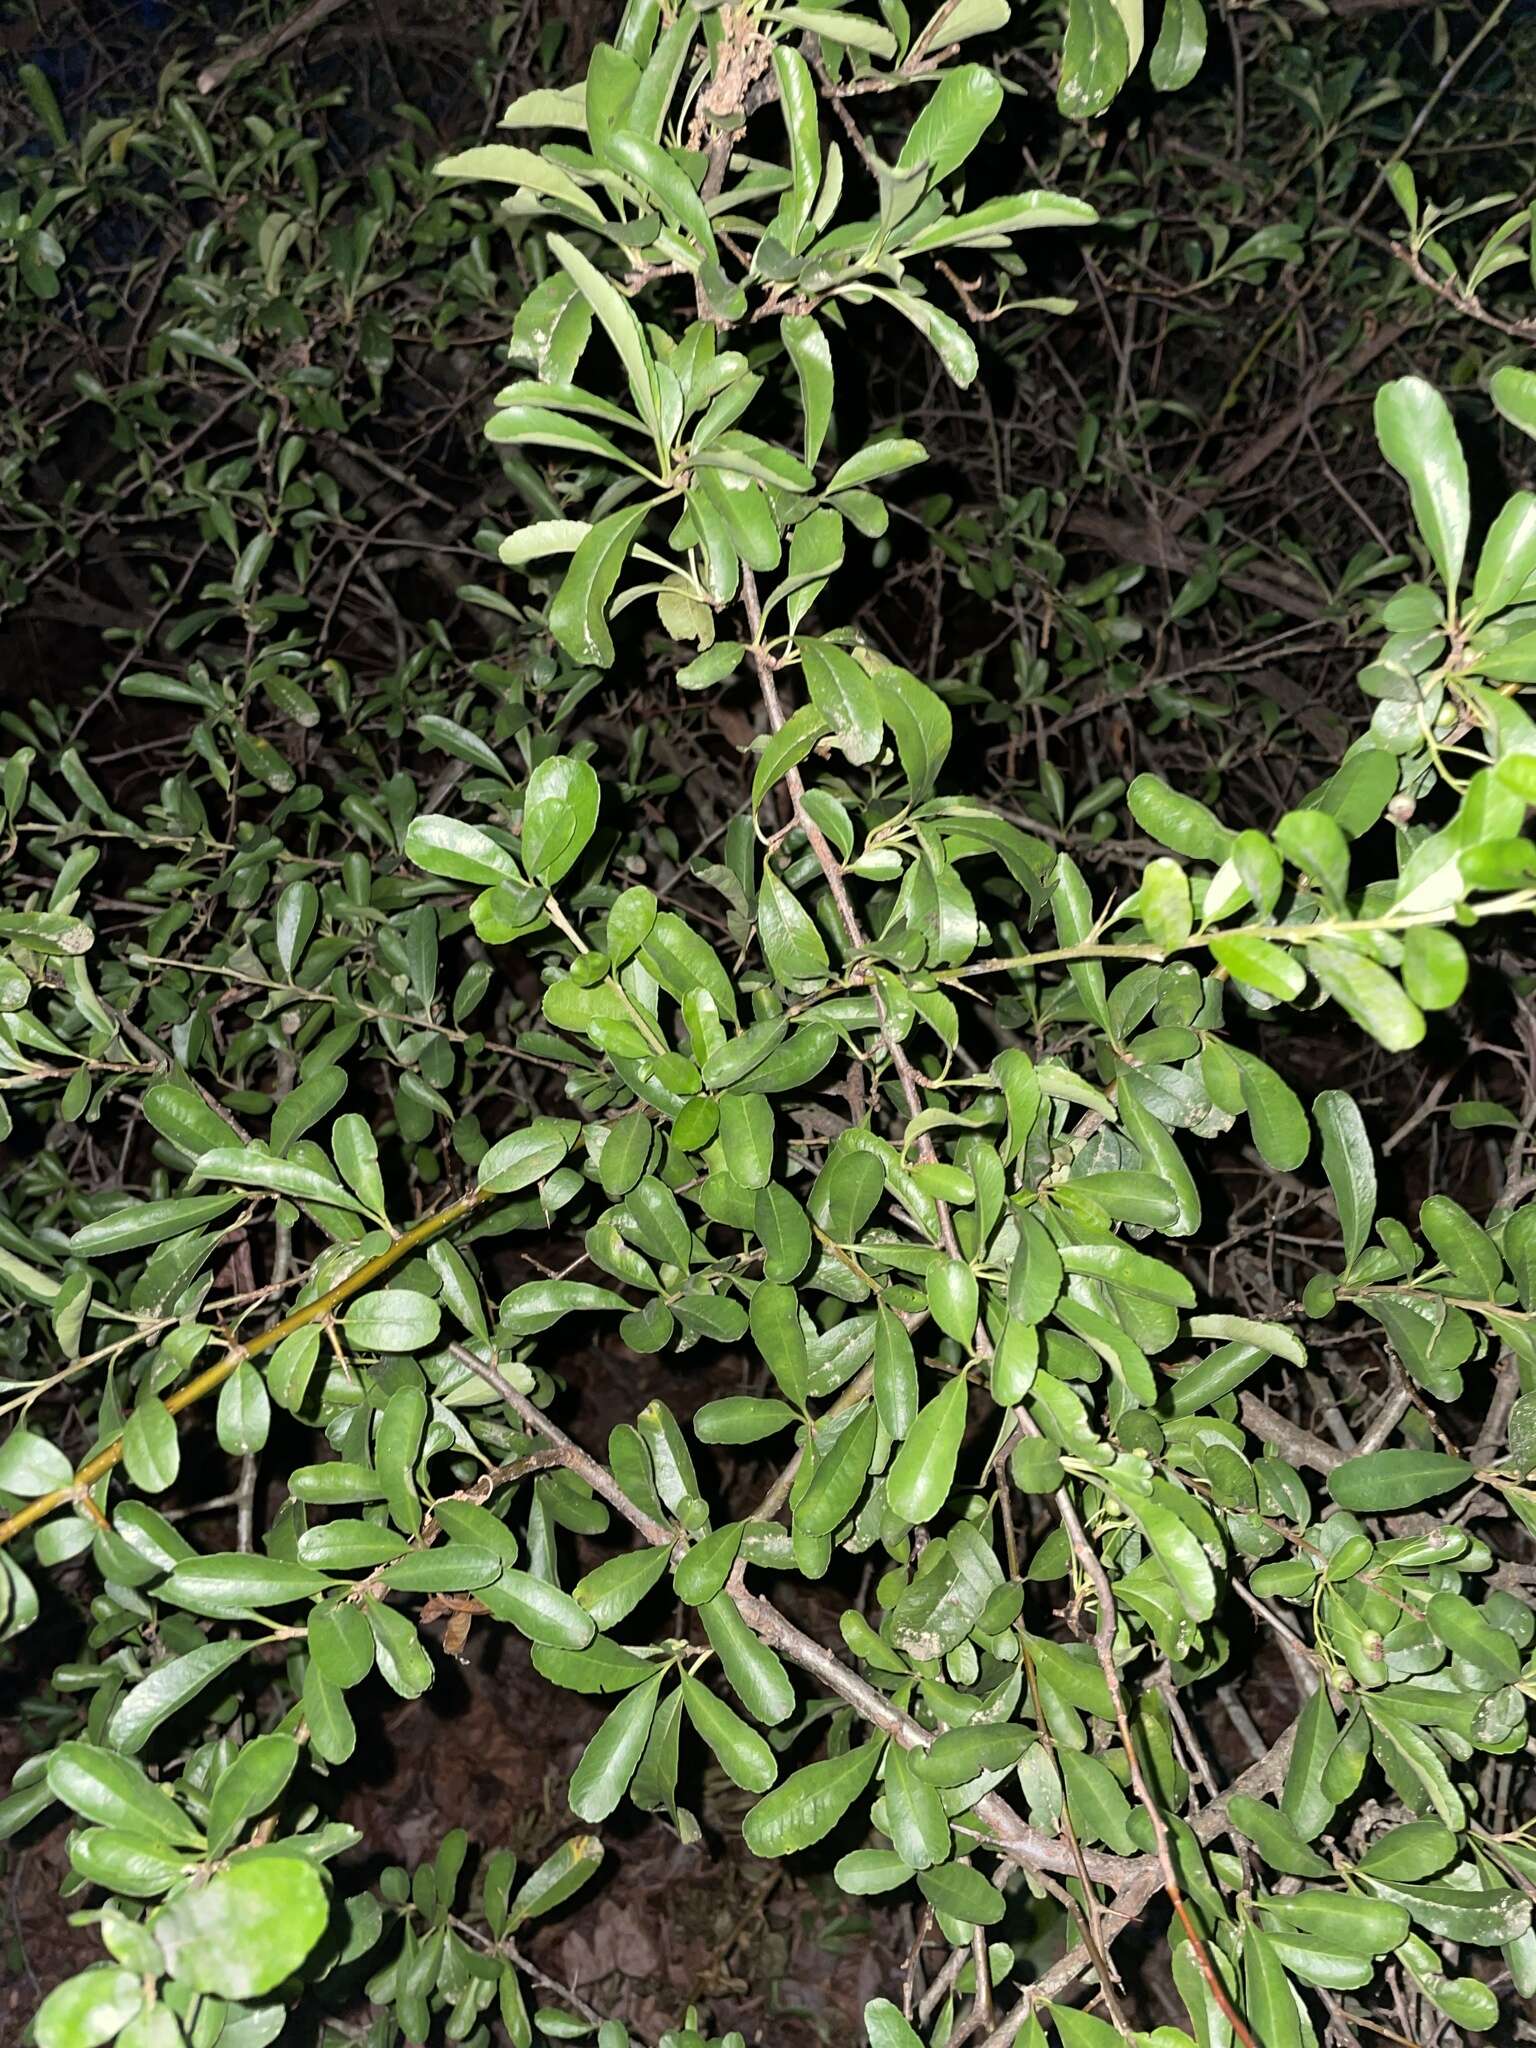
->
xmin=5 ymin=3 xmax=1536 ymax=2047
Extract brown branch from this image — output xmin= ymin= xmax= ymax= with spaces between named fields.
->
xmin=1061 ymin=508 xmax=1328 ymax=622
xmin=974 ymin=1706 xmax=1301 ymax=2048
xmin=197 ymin=0 xmax=354 ymax=94
xmin=447 ymin=1343 xmax=1133 ymax=1886
xmin=740 ymin=568 xmax=967 ymax=1266
xmin=1043 ymin=1448 xmax=1259 ymax=2048
xmin=1164 ymin=318 xmax=1413 ymax=544
xmin=1390 ymin=242 xmax=1536 ymax=344
xmin=1238 ymin=1392 xmax=1344 ymax=1473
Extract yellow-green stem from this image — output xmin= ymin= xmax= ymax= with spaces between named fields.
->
xmin=0 ymin=1186 xmax=487 ymax=1549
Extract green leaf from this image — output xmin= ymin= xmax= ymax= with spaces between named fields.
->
xmin=1119 ymin=1073 xmax=1200 ymax=1236
xmin=34 ymin=1969 xmax=145 ymax=2048
xmin=1149 ymin=0 xmax=1207 ymax=90
xmin=864 ymin=2000 xmax=923 ymax=2048
xmin=549 ymin=505 xmax=649 ymax=667
xmin=837 ymin=1850 xmax=915 ymax=1896
xmin=0 ymin=909 xmax=93 ymax=955
xmin=270 ymin=1070 xmax=346 ymax=1156
xmin=1060 ymin=1240 xmax=1195 ymax=1307
xmin=873 ymin=667 xmax=952 ymax=797
xmin=886 ymin=1373 xmax=969 ymax=1525
xmin=18 ymin=59 xmax=69 ymax=146
xmin=752 ymin=703 xmax=833 ymax=811
xmin=188 ymin=1148 xmax=367 ymax=1213
xmin=1058 ymin=0 xmax=1131 ymax=121
xmin=1308 ymin=943 xmax=1424 ymax=1053
xmin=749 ymin=1280 xmax=809 ymax=1406
xmin=1131 ymin=1495 xmax=1215 ymax=1619
xmin=500 ymin=517 xmax=591 ymax=568
xmin=773 ymin=48 xmax=822 ymax=255
xmin=575 ymin=1543 xmax=670 ymax=1629
xmin=883 ymin=1740 xmax=951 ymax=1868
xmin=507 ymin=1835 xmax=604 ymax=1930
xmin=700 ymin=1593 xmax=797 ymax=1725
xmin=1210 ymin=932 xmax=1306 ymax=1001
xmin=570 ymin=1673 xmax=664 ymax=1821
xmin=912 ymin=1724 xmax=1030 ymax=1786
xmin=719 ymin=1092 xmax=775 ymax=1191
xmin=1060 ymin=1746 xmax=1137 ymax=1854
xmin=70 ymin=1193 xmax=242 ymax=1257
xmin=900 ymin=188 xmax=1098 ymax=254
xmin=532 ymin=1633 xmax=656 ymax=1694
xmin=1357 ymin=1821 xmax=1458 ymax=1880
xmin=1274 ymin=807 xmax=1350 ymax=901
xmin=1375 ymin=377 xmax=1470 ymax=595
xmin=758 ymin=867 xmax=830 ymax=987
xmin=1009 ymin=1210 xmax=1063 ymax=1324
xmin=206 ymin=1733 xmax=300 ymax=1855
xmin=479 ymin=1568 xmax=598 ymax=1647
xmin=774 ymin=7 xmax=898 ymax=56
xmin=916 ymin=1859 xmax=1005 ymax=1926
xmin=46 ymin=1744 xmax=201 ymax=1846
xmin=498 ymin=1281 xmax=629 ymax=1334
xmin=374 ymin=1382 xmax=427 ymax=1534
xmin=1357 ymin=1874 xmax=1529 ymax=1945
xmin=1315 ymin=1088 xmax=1376 ymax=1269
xmin=0 ymin=1426 xmax=72 ymax=1495
xmin=344 ymin=1290 xmax=441 ymax=1353
xmin=858 ymin=287 xmax=978 ymax=386
xmin=796 ymin=1406 xmax=878 ymax=1538
xmin=153 ymin=1855 xmax=328 ymax=1997
xmin=216 ymin=1362 xmax=269 ymax=1457
xmin=523 ymin=756 xmax=601 ymax=886
xmin=478 ymin=1118 xmax=574 ymax=1195
xmin=1401 ymin=927 xmax=1468 ymax=1010
xmin=1226 ymin=1795 xmax=1332 ymax=1878
xmin=437 ymin=142 xmax=602 ymax=220
xmin=1228 ymin=1048 xmax=1310 ymax=1172
xmin=801 ymin=639 xmax=883 ymax=765
xmin=1419 ymin=1193 xmax=1502 ymax=1295
xmin=1472 ymin=491 xmax=1536 ymax=618
xmin=606 ymin=131 xmax=715 ymax=256
xmin=742 ymin=1737 xmax=884 ymax=1856
xmin=1010 ymin=1436 xmax=1064 ymax=1492
xmin=306 ymin=1661 xmax=357 ymax=1766
xmin=308 ymin=1598 xmax=376 ymax=1689
xmin=161 ymin=1554 xmax=329 ymax=1619
xmin=681 ymin=1672 xmax=777 ymax=1792
xmin=364 ymin=1596 xmax=436 ymax=1698
xmin=896 ymin=67 xmax=1003 ymax=185
xmin=1257 ymin=1890 xmax=1410 ymax=1955
xmin=405 ymin=814 xmax=521 ymax=887
xmin=1242 ymin=1928 xmax=1303 ymax=2048
xmin=1127 ymin=773 xmax=1233 ymax=861
xmin=142 ymin=1083 xmax=236 ymax=1160
xmin=1139 ymin=857 xmax=1192 ymax=947
xmin=547 ymin=231 xmax=658 ymax=435
xmin=674 ymin=1520 xmax=744 ymax=1604
xmin=692 ymin=1396 xmax=797 ymax=1444
xmin=783 ymin=313 xmax=834 ymax=466
xmin=108 ymin=1640 xmax=252 ymax=1754
xmin=1046 ymin=2012 xmax=1126 ymax=2048
xmin=874 ymin=1306 xmax=918 ymax=1441
xmin=1490 ymin=364 xmax=1536 ymax=442
xmin=1328 ymin=1450 xmax=1468 ymax=1511
xmin=123 ymin=1397 xmax=180 ymax=1493
xmin=1425 ymin=1589 xmax=1521 ymax=1680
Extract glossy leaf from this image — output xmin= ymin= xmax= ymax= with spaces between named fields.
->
xmin=1375 ymin=377 xmax=1470 ymax=596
